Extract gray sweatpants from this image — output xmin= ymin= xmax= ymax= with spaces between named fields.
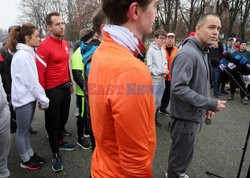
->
xmin=152 ymin=77 xmax=165 ymax=111
xmin=167 ymin=118 xmax=199 ymax=178
xmin=15 ymin=101 xmax=36 ymax=162
xmin=0 ymin=106 xmax=11 ymax=178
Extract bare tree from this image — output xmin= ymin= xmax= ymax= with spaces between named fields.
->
xmin=180 ymin=0 xmax=207 ymax=34
xmin=75 ymin=0 xmax=100 ymax=30
xmin=227 ymin=0 xmax=244 ymax=36
xmin=239 ymin=0 xmax=250 ymax=39
xmin=172 ymin=0 xmax=180 ymax=33
xmin=157 ymin=0 xmax=175 ymax=32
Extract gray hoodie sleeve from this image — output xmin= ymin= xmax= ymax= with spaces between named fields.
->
xmin=146 ymin=49 xmax=162 ymax=76
xmin=0 ymin=76 xmax=8 ymax=113
xmin=171 ymin=54 xmax=218 ymax=111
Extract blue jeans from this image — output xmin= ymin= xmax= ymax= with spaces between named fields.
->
xmin=212 ymin=68 xmax=221 ymax=95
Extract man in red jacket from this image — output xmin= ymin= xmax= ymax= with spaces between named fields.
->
xmin=36 ymin=12 xmax=75 ymax=172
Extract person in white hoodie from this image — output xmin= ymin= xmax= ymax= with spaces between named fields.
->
xmin=147 ymin=30 xmax=168 ymax=127
xmin=6 ymin=23 xmax=49 ymax=171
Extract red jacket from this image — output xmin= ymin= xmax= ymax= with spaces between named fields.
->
xmin=36 ymin=36 xmax=70 ymax=89
xmin=88 ymin=32 xmax=156 ymax=178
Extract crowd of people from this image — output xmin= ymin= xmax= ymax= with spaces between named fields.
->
xmin=0 ymin=0 xmax=249 ymax=178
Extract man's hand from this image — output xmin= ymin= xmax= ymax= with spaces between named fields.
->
xmin=162 ymin=68 xmax=169 ymax=75
xmin=38 ymin=103 xmax=48 ymax=110
xmin=215 ymin=100 xmax=226 ymax=112
xmin=70 ymin=85 xmax=74 ymax=94
xmin=206 ymin=111 xmax=215 ymax=119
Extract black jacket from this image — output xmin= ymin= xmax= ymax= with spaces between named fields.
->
xmin=0 ymin=47 xmax=13 ymax=95
xmin=209 ymin=42 xmax=223 ymax=68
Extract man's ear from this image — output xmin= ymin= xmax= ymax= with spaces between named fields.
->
xmin=47 ymin=25 xmax=51 ymax=31
xmin=127 ymin=2 xmax=140 ymax=21
xmin=196 ymin=24 xmax=200 ymax=32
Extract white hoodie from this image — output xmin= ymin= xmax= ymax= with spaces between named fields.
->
xmin=146 ymin=41 xmax=168 ymax=80
xmin=11 ymin=43 xmax=49 ymax=109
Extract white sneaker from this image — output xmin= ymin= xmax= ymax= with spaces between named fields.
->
xmin=163 ymin=171 xmax=168 ymax=177
xmin=75 ymin=108 xmax=79 ymax=117
xmin=83 ymin=134 xmax=90 ymax=138
xmin=180 ymin=173 xmax=189 ymax=178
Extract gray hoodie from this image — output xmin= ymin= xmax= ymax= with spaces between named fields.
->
xmin=0 ymin=75 xmax=8 ymax=114
xmin=146 ymin=42 xmax=168 ymax=80
xmin=170 ymin=36 xmax=218 ymax=123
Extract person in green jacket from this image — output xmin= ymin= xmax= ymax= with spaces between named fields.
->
xmin=70 ymin=28 xmax=94 ymax=149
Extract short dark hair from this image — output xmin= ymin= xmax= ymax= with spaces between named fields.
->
xmin=197 ymin=13 xmax=220 ymax=26
xmin=154 ymin=30 xmax=167 ymax=38
xmin=240 ymin=40 xmax=247 ymax=45
xmin=46 ymin=12 xmax=60 ymax=25
xmin=92 ymin=8 xmax=107 ymax=35
xmin=102 ymin=0 xmax=152 ymax=25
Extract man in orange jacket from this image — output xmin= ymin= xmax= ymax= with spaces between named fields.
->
xmin=87 ymin=0 xmax=158 ymax=177
xmin=160 ymin=33 xmax=178 ymax=115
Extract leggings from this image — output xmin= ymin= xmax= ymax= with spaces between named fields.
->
xmin=15 ymin=101 xmax=36 ymax=155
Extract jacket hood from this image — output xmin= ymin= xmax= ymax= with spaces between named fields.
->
xmin=16 ymin=43 xmax=34 ymax=53
xmin=182 ymin=36 xmax=209 ymax=54
xmin=81 ymin=42 xmax=98 ymax=64
xmin=149 ymin=41 xmax=161 ymax=50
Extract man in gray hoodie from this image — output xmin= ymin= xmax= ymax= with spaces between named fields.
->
xmin=0 ymin=75 xmax=11 ymax=178
xmin=167 ymin=13 xmax=226 ymax=178
xmin=146 ymin=30 xmax=168 ymax=127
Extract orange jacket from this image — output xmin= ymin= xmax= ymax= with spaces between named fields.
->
xmin=163 ymin=45 xmax=178 ymax=81
xmin=88 ymin=32 xmax=156 ymax=178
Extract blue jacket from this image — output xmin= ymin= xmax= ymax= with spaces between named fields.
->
xmin=81 ymin=41 xmax=98 ymax=78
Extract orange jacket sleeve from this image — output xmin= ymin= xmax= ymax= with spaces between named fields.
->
xmin=106 ymin=68 xmax=156 ymax=178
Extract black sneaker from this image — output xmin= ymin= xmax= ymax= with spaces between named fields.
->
xmin=20 ymin=159 xmax=41 ymax=170
xmin=31 ymin=153 xmax=45 ymax=165
xmin=52 ymin=153 xmax=63 ymax=172
xmin=77 ymin=137 xmax=92 ymax=150
xmin=63 ymin=129 xmax=72 ymax=136
xmin=159 ymin=109 xmax=169 ymax=115
xmin=59 ymin=141 xmax=76 ymax=151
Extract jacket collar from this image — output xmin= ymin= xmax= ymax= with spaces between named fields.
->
xmin=16 ymin=43 xmax=35 ymax=54
xmin=183 ymin=36 xmax=209 ymax=54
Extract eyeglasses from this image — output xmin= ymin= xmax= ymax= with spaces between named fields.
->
xmin=158 ymin=37 xmax=166 ymax=40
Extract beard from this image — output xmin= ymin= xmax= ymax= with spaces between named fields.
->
xmin=52 ymin=30 xmax=64 ymax=38
xmin=54 ymin=32 xmax=64 ymax=38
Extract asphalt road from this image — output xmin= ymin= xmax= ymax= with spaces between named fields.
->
xmin=6 ymin=47 xmax=250 ymax=178
xmin=6 ymin=89 xmax=250 ymax=178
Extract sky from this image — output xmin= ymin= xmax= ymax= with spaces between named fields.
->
xmin=0 ymin=0 xmax=21 ymax=31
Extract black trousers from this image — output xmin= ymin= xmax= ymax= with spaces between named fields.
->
xmin=84 ymin=94 xmax=95 ymax=151
xmin=229 ymin=70 xmax=247 ymax=98
xmin=219 ymin=71 xmax=229 ymax=91
xmin=45 ymin=84 xmax=71 ymax=154
xmin=76 ymin=95 xmax=88 ymax=139
xmin=160 ymin=80 xmax=171 ymax=110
